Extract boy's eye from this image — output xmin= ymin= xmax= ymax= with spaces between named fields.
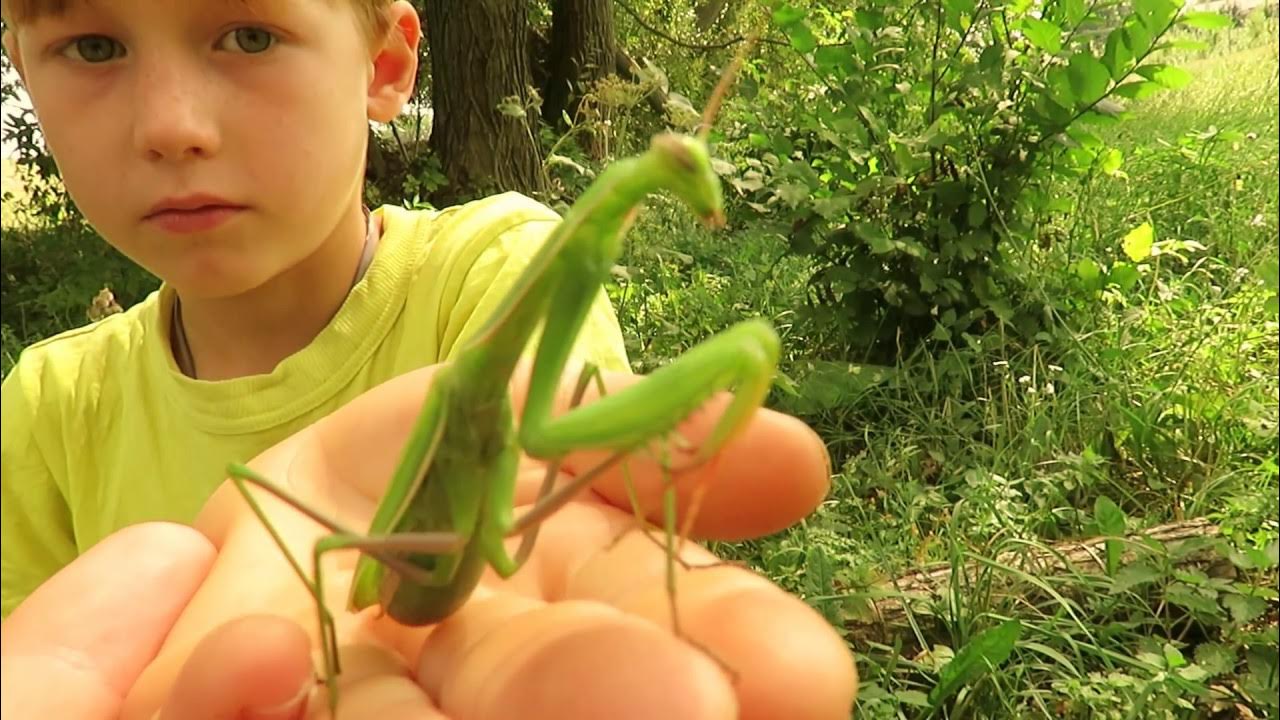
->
xmin=218 ymin=27 xmax=276 ymax=54
xmin=63 ymin=35 xmax=126 ymax=63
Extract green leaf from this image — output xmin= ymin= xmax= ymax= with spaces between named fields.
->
xmin=1095 ymin=495 xmax=1126 ymax=576
xmin=1180 ymin=11 xmax=1233 ymax=29
xmin=1166 ymin=583 xmax=1224 ymax=618
xmin=772 ymin=4 xmax=806 ymax=27
xmin=1068 ymin=53 xmax=1111 ymax=106
xmin=1023 ymin=641 xmax=1081 ymax=676
xmin=1134 ymin=0 xmax=1180 ymax=32
xmin=1113 ymin=80 xmax=1163 ymax=100
xmin=895 ymin=690 xmax=931 ymax=707
xmin=855 ymin=8 xmax=886 ymax=30
xmin=1046 ymin=65 xmax=1077 ymax=109
xmin=1021 ymin=17 xmax=1063 ymax=53
xmin=1137 ymin=64 xmax=1194 ymax=89
xmin=928 ymin=620 xmax=1022 ymax=706
xmin=1095 ymin=495 xmax=1127 ymax=535
xmin=967 ymin=201 xmax=988 ymax=228
xmin=1075 ymin=258 xmax=1103 ymax=287
xmin=1122 ymin=222 xmax=1155 ymax=261
xmin=1161 ymin=38 xmax=1211 ymax=51
xmin=1102 ymin=28 xmax=1135 ymax=79
xmin=1229 ymin=546 xmax=1275 ymax=570
xmin=1164 ymin=643 xmax=1188 ymax=669
xmin=1195 ymin=642 xmax=1238 ymax=676
xmin=1123 ymin=21 xmax=1153 ymax=57
xmin=1100 ymin=148 xmax=1124 ymax=175
xmin=812 ymin=195 xmax=853 ymax=219
xmin=814 ymin=46 xmax=855 ymax=76
xmin=775 ymin=182 xmax=809 ymax=207
xmin=855 ymin=221 xmax=894 ymax=254
xmin=1108 ymin=262 xmax=1140 ymax=292
xmin=1224 ymin=594 xmax=1268 ymax=625
xmin=787 ymin=22 xmax=818 ymax=54
xmin=1064 ymin=0 xmax=1088 ymax=24
xmin=1112 ymin=561 xmax=1163 ymax=592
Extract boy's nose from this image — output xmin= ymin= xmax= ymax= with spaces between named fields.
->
xmin=131 ymin=63 xmax=221 ymax=162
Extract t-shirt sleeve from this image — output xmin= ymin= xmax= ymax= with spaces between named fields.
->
xmin=437 ymin=200 xmax=633 ymax=376
xmin=1 ymin=356 xmax=78 ymax=619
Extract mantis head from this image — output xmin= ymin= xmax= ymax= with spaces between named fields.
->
xmin=651 ymin=132 xmax=726 ymax=230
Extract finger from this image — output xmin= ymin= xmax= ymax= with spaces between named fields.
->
xmin=567 ymin=527 xmax=858 ymax=720
xmin=1 ymin=522 xmax=215 ymax=720
xmin=415 ymin=595 xmax=738 ymax=720
xmin=156 ymin=615 xmax=315 ymax=720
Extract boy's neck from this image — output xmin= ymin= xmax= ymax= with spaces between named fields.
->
xmin=171 ymin=208 xmax=380 ymax=382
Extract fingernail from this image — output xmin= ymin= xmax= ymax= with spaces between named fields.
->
xmin=246 ymin=678 xmax=314 ymax=720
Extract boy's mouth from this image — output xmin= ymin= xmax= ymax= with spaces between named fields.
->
xmin=145 ymin=194 xmax=247 ymax=234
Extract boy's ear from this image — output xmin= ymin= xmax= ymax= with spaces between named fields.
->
xmin=367 ymin=1 xmax=421 ymax=123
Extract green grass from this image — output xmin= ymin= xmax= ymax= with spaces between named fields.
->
xmin=613 ymin=24 xmax=1279 ymax=719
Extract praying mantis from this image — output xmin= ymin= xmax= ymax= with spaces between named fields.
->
xmin=225 ymin=44 xmax=775 ymax=715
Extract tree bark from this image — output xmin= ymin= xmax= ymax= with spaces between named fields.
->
xmin=542 ymin=0 xmax=619 ymax=158
xmin=421 ymin=0 xmax=546 ymax=201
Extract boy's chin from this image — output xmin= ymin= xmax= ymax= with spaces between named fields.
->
xmin=164 ymin=269 xmax=276 ymax=303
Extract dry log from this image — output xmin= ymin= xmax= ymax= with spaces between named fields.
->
xmin=845 ymin=518 xmax=1227 ymax=640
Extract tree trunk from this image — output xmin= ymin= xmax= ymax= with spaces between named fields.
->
xmin=421 ymin=0 xmax=546 ymax=201
xmin=845 ymin=518 xmax=1231 ymax=644
xmin=542 ymin=0 xmax=618 ymax=158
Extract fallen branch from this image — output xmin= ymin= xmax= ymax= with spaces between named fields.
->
xmin=845 ymin=518 xmax=1227 ymax=641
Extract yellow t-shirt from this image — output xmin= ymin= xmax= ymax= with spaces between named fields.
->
xmin=0 ymin=192 xmax=630 ymax=618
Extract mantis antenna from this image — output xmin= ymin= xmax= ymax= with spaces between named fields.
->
xmin=697 ymin=33 xmax=760 ymax=142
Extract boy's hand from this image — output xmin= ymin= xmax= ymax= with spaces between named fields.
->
xmin=24 ymin=364 xmax=859 ymax=719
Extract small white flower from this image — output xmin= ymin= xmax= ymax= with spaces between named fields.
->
xmin=1018 ymin=375 xmax=1032 ymax=384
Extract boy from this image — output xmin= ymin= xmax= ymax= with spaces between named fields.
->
xmin=0 ymin=0 xmax=630 ymax=618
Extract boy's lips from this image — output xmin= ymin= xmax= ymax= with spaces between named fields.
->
xmin=145 ymin=195 xmax=247 ymax=234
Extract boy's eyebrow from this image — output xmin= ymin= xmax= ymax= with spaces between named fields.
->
xmin=4 ymin=0 xmax=78 ymax=25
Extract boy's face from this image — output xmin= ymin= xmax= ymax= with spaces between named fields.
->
xmin=4 ymin=1 xmax=418 ymax=300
